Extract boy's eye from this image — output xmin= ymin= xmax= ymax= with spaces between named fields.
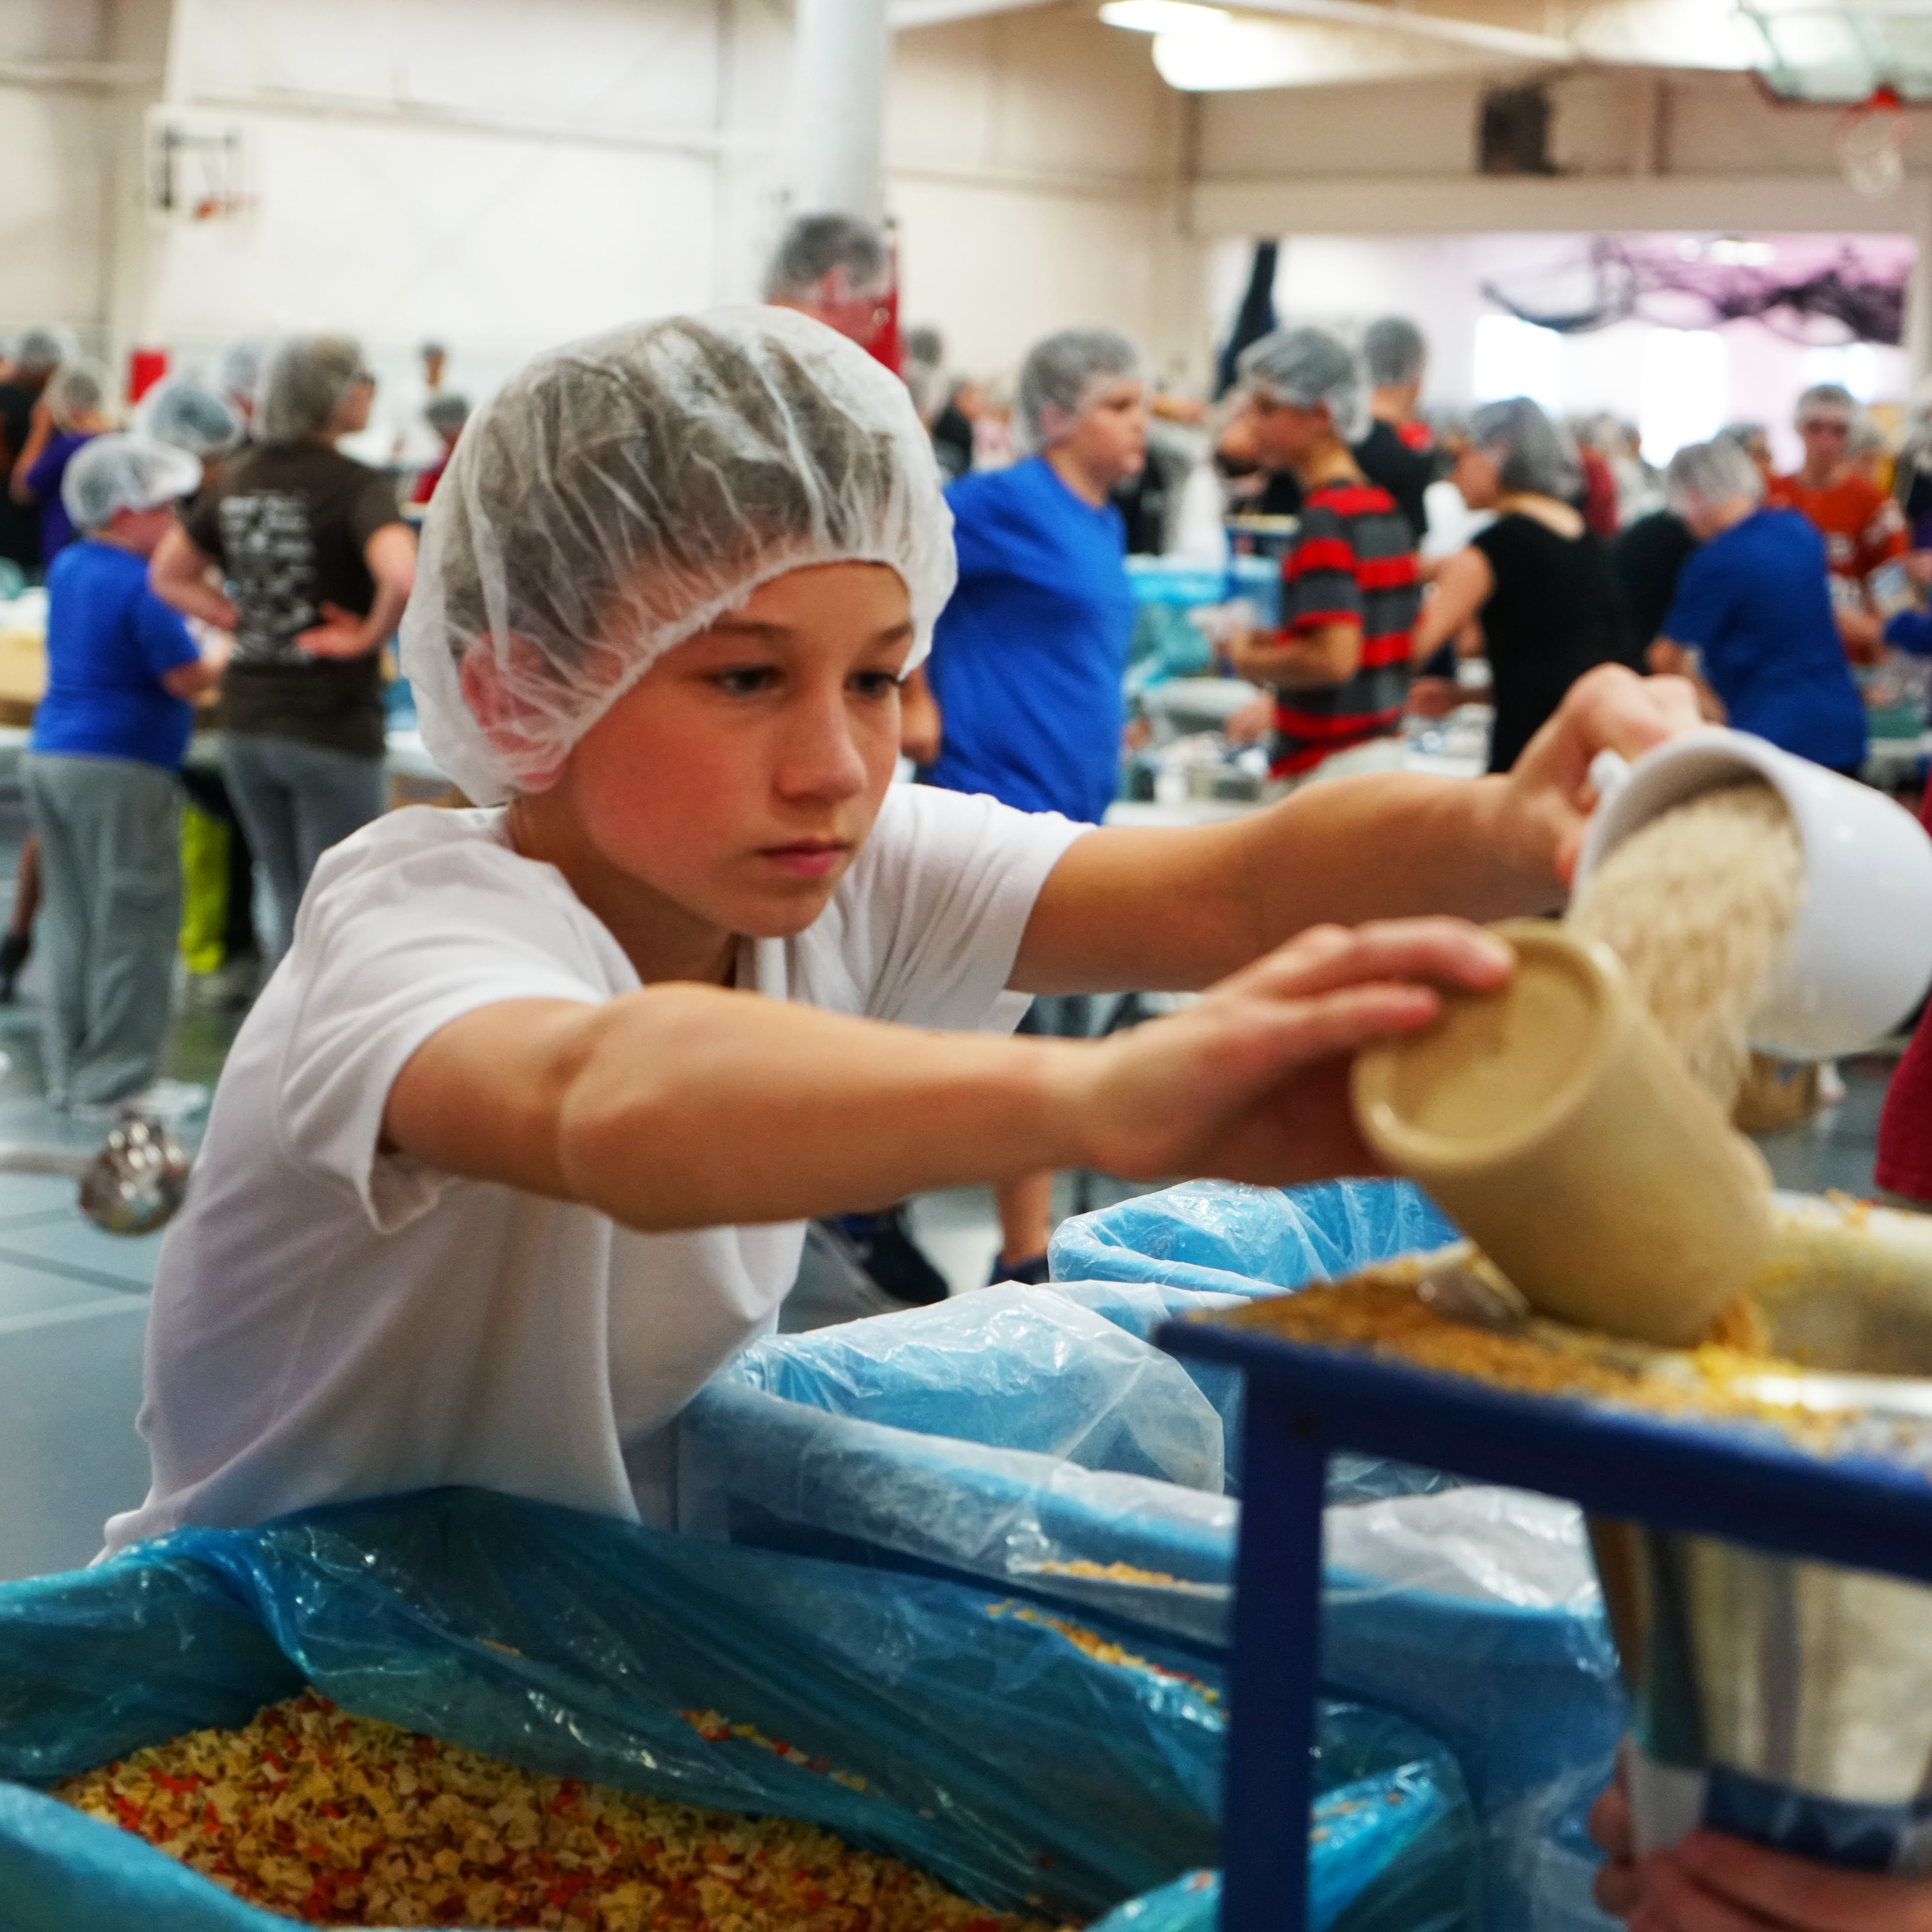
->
xmin=851 ymin=671 xmax=900 ymax=700
xmin=711 ymin=666 xmax=778 ymax=697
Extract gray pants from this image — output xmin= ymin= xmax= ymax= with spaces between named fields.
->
xmin=22 ymin=754 xmax=182 ymax=1108
xmin=222 ymin=734 xmax=384 ymax=959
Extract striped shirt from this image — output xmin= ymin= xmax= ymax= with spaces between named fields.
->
xmin=1269 ymin=479 xmax=1420 ymax=778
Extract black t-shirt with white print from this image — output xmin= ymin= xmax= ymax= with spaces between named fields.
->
xmin=185 ymin=440 xmax=402 ymax=758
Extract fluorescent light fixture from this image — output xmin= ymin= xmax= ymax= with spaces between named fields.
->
xmin=1100 ymin=0 xmax=1230 ymax=33
xmin=1708 ymin=236 xmax=1775 ymax=266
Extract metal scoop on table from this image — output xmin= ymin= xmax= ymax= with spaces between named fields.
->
xmin=0 ymin=1115 xmax=192 ymax=1236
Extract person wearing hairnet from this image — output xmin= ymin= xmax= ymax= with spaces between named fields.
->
xmin=1220 ymin=327 xmax=1421 ymax=785
xmin=0 ymin=327 xmax=67 ymax=573
xmin=104 ymin=305 xmax=1700 ymax=1555
xmin=763 ymin=214 xmax=893 ymax=349
xmin=138 ymin=377 xmax=243 ymax=493
xmin=148 ymin=334 xmax=416 ymax=961
xmin=11 ymin=359 xmax=112 ymax=568
xmin=920 ymin=325 xmax=1146 ymax=1287
xmin=1352 ymin=316 xmax=1435 ymax=546
xmin=1769 ymin=382 xmax=1905 ymax=665
xmin=1410 ymin=397 xmax=1641 ymax=774
xmin=1650 ymin=437 xmax=1866 ymax=774
xmin=22 ymin=434 xmax=222 ymax=1112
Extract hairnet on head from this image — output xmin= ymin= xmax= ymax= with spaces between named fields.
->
xmin=1796 ymin=383 xmax=1855 ymax=426
xmin=763 ymin=214 xmax=890 ymax=302
xmin=1467 ymin=396 xmax=1582 ymax=500
xmin=138 ymin=377 xmax=242 ymax=457
xmin=1719 ymin=420 xmax=1768 ymax=452
xmin=61 ymin=433 xmax=201 ymax=532
xmin=45 ymin=361 xmax=108 ymax=429
xmin=259 ymin=334 xmax=368 ymax=442
xmin=1362 ymin=316 xmax=1426 ymax=389
xmin=1016 ymin=328 xmax=1143 ymax=448
xmin=218 ymin=337 xmax=266 ymax=413
xmin=12 ymin=327 xmax=69 ymax=374
xmin=399 ymin=306 xmax=955 ymax=806
xmin=424 ymin=392 xmax=470 ymax=434
xmin=1239 ymin=327 xmax=1368 ymax=442
xmin=1664 ymin=437 xmax=1763 ymax=516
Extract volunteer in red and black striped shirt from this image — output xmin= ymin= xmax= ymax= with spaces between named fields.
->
xmin=1223 ymin=327 xmax=1420 ymax=786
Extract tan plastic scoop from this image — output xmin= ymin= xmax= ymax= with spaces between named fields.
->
xmin=1351 ymin=919 xmax=1773 ymax=1347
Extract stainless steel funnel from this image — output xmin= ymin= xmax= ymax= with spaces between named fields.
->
xmin=0 ymin=1114 xmax=191 ymax=1236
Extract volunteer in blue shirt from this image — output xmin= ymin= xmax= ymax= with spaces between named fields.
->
xmin=1649 ymin=435 xmax=1868 ymax=776
xmin=923 ymin=325 xmax=1147 ymax=1281
xmin=23 ymin=435 xmax=223 ymax=1109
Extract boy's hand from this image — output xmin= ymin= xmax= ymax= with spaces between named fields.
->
xmin=1591 ymin=1775 xmax=1932 ymax=1930
xmin=1493 ymin=664 xmax=1704 ymax=889
xmin=1071 ymin=917 xmax=1511 ymax=1185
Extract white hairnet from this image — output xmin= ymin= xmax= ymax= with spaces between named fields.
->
xmin=1468 ymin=396 xmax=1582 ymax=500
xmin=259 ymin=334 xmax=367 ymax=442
xmin=1664 ymin=437 xmax=1763 ymax=516
xmin=45 ymin=360 xmax=109 ymax=428
xmin=61 ymin=433 xmax=202 ymax=532
xmin=1017 ymin=328 xmax=1143 ymax=448
xmin=12 ymin=327 xmax=69 ymax=374
xmin=1239 ymin=327 xmax=1368 ymax=442
xmin=1362 ymin=316 xmax=1426 ymax=389
xmin=399 ymin=306 xmax=955 ymax=805
xmin=137 ymin=377 xmax=243 ymax=457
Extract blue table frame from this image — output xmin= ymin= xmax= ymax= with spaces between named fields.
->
xmin=1156 ymin=1314 xmax=1932 ymax=1932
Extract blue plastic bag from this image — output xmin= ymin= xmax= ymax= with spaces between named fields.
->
xmin=0 ymin=1487 xmax=1474 ymax=1932
xmin=1048 ymin=1178 xmax=1456 ymax=1301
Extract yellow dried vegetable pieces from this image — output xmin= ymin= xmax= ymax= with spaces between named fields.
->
xmin=53 ymin=1691 xmax=1064 ymax=1932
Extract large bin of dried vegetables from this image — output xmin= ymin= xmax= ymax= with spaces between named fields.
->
xmin=0 ymin=1485 xmax=1474 ymax=1932
xmin=684 ymin=1180 xmax=1625 ymax=1932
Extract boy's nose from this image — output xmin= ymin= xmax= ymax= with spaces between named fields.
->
xmin=773 ymin=695 xmax=869 ymax=802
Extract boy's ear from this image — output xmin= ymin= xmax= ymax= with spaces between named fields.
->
xmin=458 ymin=642 xmax=568 ymax=793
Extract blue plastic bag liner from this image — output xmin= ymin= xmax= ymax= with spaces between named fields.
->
xmin=722 ymin=1282 xmax=1229 ymax=1491
xmin=1048 ymin=1178 xmax=1456 ymax=1302
xmin=0 ymin=1487 xmax=1475 ymax=1932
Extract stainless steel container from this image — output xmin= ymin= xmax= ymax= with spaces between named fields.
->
xmin=1586 ymin=1196 xmax=1932 ymax=1868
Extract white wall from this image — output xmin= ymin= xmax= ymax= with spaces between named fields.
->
xmin=0 ymin=0 xmax=117 ymax=346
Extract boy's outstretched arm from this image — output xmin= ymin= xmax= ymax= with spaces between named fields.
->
xmin=1012 ymin=665 xmax=1704 ymax=996
xmin=382 ymin=919 xmax=1511 ymax=1233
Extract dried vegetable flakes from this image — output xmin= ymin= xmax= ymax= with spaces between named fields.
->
xmin=53 ymin=1690 xmax=1065 ymax=1932
xmin=981 ymin=1603 xmax=1221 ymax=1705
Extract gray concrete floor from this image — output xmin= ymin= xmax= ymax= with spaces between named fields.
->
xmin=0 ymin=764 xmax=1903 ymax=1584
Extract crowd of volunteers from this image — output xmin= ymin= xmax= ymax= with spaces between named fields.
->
xmin=7 ymin=205 xmax=1932 ymax=1929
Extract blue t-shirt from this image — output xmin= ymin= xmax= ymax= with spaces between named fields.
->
xmin=925 ymin=455 xmax=1136 ymax=824
xmin=31 ymin=539 xmax=199 ymax=770
xmin=1661 ymin=507 xmax=1868 ymax=772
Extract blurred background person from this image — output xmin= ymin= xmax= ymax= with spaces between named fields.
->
xmin=409 ymin=393 xmax=470 ymax=505
xmin=217 ymin=338 xmax=266 ymax=442
xmin=1651 ymin=435 xmax=1866 ymax=773
xmin=1610 ymin=495 xmax=1697 ymax=658
xmin=0 ymin=330 xmax=72 ymax=576
xmin=138 ymin=377 xmax=244 ymax=496
xmin=1222 ymin=327 xmax=1420 ymax=784
xmin=1410 ymin=396 xmax=1639 ymax=773
xmin=12 ymin=360 xmax=115 ymax=571
xmin=24 ymin=434 xmax=222 ymax=1111
xmin=1769 ymin=382 xmax=1905 ymax=664
xmin=149 ymin=334 xmax=415 ymax=961
xmin=1352 ymin=315 xmax=1434 ymax=547
xmin=763 ymin=212 xmax=892 ymax=347
xmin=922 ymin=325 xmax=1146 ymax=1285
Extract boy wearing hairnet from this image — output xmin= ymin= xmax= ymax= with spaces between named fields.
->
xmin=108 ymin=308 xmax=1698 ymax=1553
xmin=23 ymin=435 xmax=222 ymax=1110
xmin=12 ymin=360 xmax=114 ymax=569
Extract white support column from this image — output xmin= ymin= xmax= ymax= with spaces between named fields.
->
xmin=1907 ymin=182 xmax=1932 ymax=393
xmin=789 ymin=0 xmax=890 ymax=219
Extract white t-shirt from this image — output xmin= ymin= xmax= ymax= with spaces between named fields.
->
xmin=105 ymin=788 xmax=1085 ymax=1553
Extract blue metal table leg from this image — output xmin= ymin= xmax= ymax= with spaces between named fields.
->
xmin=1222 ymin=1399 xmax=1327 ymax=1932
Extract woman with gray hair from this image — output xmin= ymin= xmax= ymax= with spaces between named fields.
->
xmin=922 ymin=322 xmax=1147 ymax=1287
xmin=148 ymin=334 xmax=415 ymax=958
xmin=1410 ymin=395 xmax=1638 ymax=773
xmin=1649 ymin=435 xmax=1866 ymax=773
